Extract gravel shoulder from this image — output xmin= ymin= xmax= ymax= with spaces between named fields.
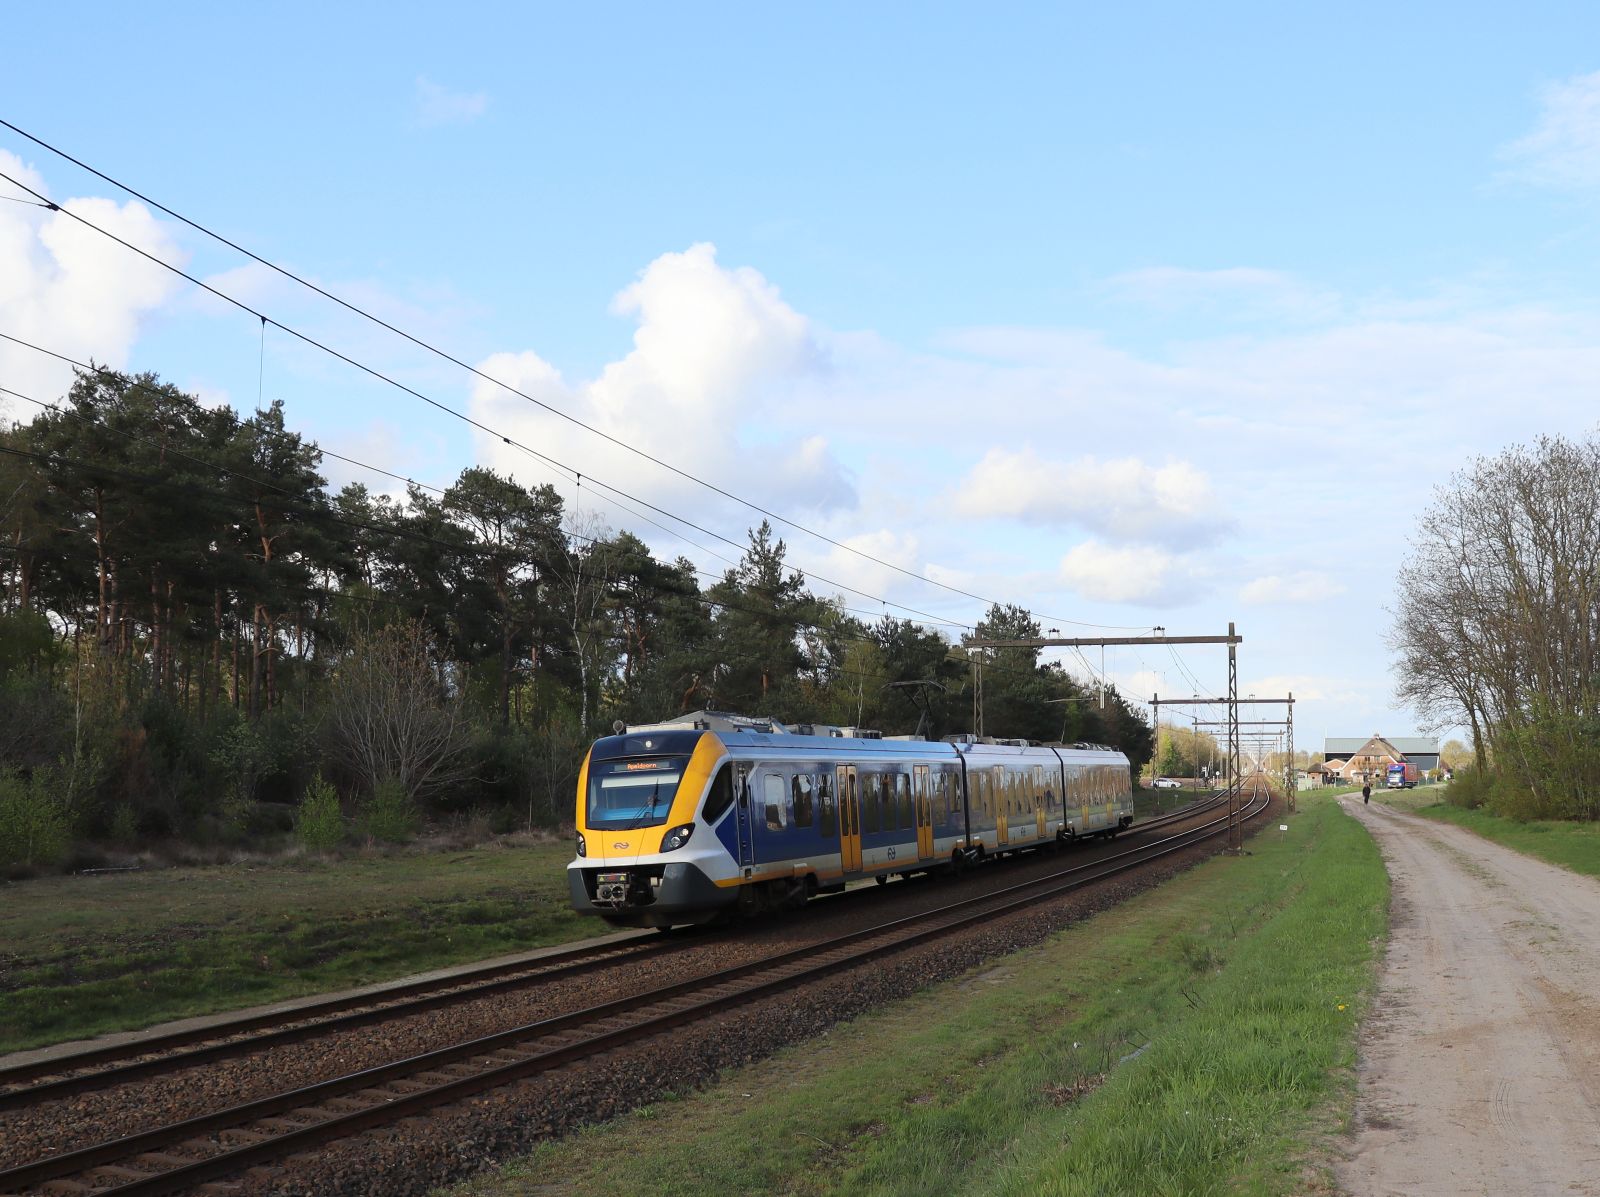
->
xmin=1336 ymin=796 xmax=1600 ymax=1196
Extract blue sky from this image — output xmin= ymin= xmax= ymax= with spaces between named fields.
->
xmin=6 ymin=3 xmax=1600 ymax=751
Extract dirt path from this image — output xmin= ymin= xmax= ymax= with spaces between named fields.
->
xmin=1336 ymin=797 xmax=1600 ymax=1196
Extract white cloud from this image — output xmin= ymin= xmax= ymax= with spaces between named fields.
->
xmin=471 ymin=242 xmax=847 ymax=519
xmin=805 ymin=527 xmax=925 ymax=610
xmin=0 ymin=150 xmax=183 ymax=411
xmin=1504 ymin=70 xmax=1600 ymax=188
xmin=415 ymin=76 xmax=490 ymax=127
xmin=1106 ymin=266 xmax=1340 ymax=322
xmin=1238 ymin=674 xmax=1368 ymax=707
xmin=1057 ymin=539 xmax=1201 ymax=606
xmin=1239 ymin=571 xmax=1344 ymax=605
xmin=951 ymin=447 xmax=1226 ymax=545
xmin=189 ymin=383 xmax=233 ymax=411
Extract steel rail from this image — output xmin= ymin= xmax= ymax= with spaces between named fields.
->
xmin=0 ymin=785 xmax=1271 ymax=1196
xmin=0 ymin=795 xmax=1221 ymax=1108
xmin=0 ymin=932 xmax=679 ymax=1107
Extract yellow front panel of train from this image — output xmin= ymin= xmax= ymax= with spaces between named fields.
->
xmin=577 ymin=734 xmax=723 ymax=858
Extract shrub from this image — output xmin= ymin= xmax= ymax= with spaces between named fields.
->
xmin=296 ymin=774 xmax=345 ymax=852
xmin=1490 ymin=708 xmax=1600 ymax=820
xmin=105 ymin=802 xmax=140 ymax=848
xmin=0 ymin=767 xmax=71 ymax=870
xmin=1446 ymin=768 xmax=1491 ymax=810
xmin=358 ymin=778 xmax=420 ymax=844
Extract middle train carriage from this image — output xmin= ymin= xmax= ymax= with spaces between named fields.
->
xmin=568 ymin=711 xmax=1134 ymax=928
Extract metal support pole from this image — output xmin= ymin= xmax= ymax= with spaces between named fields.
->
xmin=1285 ymin=691 xmax=1295 ymax=812
xmin=1151 ymin=692 xmax=1159 ymax=785
xmin=972 ymin=655 xmax=984 ymax=738
xmin=1227 ymin=621 xmax=1241 ymax=853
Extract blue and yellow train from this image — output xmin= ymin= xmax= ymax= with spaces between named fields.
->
xmin=567 ymin=710 xmax=1134 ymax=928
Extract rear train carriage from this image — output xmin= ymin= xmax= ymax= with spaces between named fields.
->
xmin=568 ymin=712 xmax=1133 ymax=928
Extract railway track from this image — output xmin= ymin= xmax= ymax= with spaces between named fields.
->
xmin=0 ymin=930 xmax=673 ymax=1109
xmin=0 ymin=782 xmax=1270 ymax=1196
xmin=0 ymin=786 xmax=1229 ymax=1110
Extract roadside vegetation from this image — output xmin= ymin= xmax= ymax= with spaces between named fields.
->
xmin=1390 ymin=431 xmax=1600 ymax=823
xmin=1380 ymin=785 xmax=1600 ymax=879
xmin=450 ymin=790 xmax=1387 ymax=1197
xmin=0 ymin=837 xmax=583 ymax=1054
xmin=1 ymin=366 xmax=1153 ymax=875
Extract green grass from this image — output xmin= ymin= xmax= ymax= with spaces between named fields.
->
xmin=1379 ymin=789 xmax=1600 ymax=879
xmin=0 ymin=837 xmax=590 ymax=1053
xmin=448 ymin=792 xmax=1388 ymax=1197
xmin=1133 ymin=783 xmax=1213 ymax=818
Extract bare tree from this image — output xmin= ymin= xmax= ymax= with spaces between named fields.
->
xmin=327 ymin=621 xmax=471 ymax=801
xmin=1390 ymin=433 xmax=1600 ymax=816
xmin=551 ymin=509 xmax=620 ymax=738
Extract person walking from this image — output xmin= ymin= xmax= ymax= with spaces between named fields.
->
xmin=1362 ymin=782 xmax=1371 ymax=804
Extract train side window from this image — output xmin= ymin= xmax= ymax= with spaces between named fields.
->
xmin=793 ymin=774 xmax=814 ymax=827
xmin=897 ymin=773 xmax=913 ymax=828
xmin=701 ymin=764 xmax=735 ymax=824
xmin=817 ymin=775 xmax=837 ymax=836
xmin=764 ymin=773 xmax=787 ymax=830
xmin=863 ymin=774 xmax=881 ymax=834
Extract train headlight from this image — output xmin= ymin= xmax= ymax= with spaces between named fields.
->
xmin=661 ymin=823 xmax=695 ymax=852
xmin=576 ymin=832 xmax=587 ymax=858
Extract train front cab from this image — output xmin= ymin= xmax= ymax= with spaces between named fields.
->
xmin=568 ymin=728 xmax=743 ymax=927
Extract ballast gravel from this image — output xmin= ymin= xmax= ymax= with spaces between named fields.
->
xmin=1 ymin=797 xmax=1276 ymax=1196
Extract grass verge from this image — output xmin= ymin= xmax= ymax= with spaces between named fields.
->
xmin=1378 ymin=789 xmax=1600 ymax=879
xmin=0 ymin=837 xmax=589 ymax=1054
xmin=448 ymin=792 xmax=1388 ymax=1197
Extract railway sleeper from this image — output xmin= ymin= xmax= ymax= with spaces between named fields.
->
xmin=218 ymin=1127 xmax=274 ymax=1143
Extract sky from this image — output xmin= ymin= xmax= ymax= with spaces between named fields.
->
xmin=5 ymin=1 xmax=1600 ymax=755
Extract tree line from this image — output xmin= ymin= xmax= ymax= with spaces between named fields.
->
xmin=1390 ymin=431 xmax=1600 ymax=820
xmin=0 ymin=367 xmax=1153 ymax=867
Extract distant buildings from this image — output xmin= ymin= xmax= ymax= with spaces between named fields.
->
xmin=1320 ymin=734 xmax=1441 ymax=784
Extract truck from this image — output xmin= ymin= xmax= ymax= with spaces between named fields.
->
xmin=1386 ymin=761 xmax=1419 ymax=789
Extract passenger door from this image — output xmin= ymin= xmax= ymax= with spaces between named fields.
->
xmin=735 ymin=765 xmax=756 ymax=870
xmin=994 ymin=767 xmax=1009 ymax=846
xmin=836 ymin=764 xmax=862 ymax=874
xmin=914 ymin=765 xmax=934 ymax=861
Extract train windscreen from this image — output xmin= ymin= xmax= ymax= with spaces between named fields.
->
xmin=587 ymin=757 xmax=690 ymax=829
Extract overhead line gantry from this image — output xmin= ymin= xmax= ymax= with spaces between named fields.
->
xmin=1155 ymin=690 xmax=1296 ymax=814
xmin=967 ymin=624 xmax=1247 ymax=851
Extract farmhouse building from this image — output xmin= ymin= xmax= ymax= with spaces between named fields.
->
xmin=1323 ymin=734 xmax=1440 ymax=783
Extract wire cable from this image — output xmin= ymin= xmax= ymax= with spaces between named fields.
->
xmin=0 ymin=122 xmax=1145 ymax=632
xmin=0 ymin=328 xmax=976 ymax=631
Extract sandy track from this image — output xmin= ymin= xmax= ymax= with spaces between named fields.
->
xmin=1336 ymin=797 xmax=1600 ymax=1196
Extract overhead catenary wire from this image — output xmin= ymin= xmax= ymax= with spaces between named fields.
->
xmin=0 ymin=381 xmax=894 ymax=627
xmin=0 ymin=522 xmax=1058 ymax=698
xmin=0 ymin=393 xmax=1075 ymax=693
xmin=0 ymin=539 xmax=950 ymax=703
xmin=0 ymin=329 xmax=974 ymax=631
xmin=0 ymin=124 xmax=1145 ymax=633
